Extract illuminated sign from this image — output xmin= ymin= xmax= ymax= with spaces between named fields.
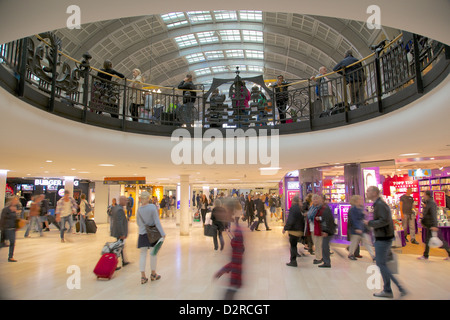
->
xmin=103 ymin=177 xmax=146 ymax=185
xmin=35 ymin=179 xmax=79 ymax=187
xmin=408 ymin=169 xmax=431 ymax=177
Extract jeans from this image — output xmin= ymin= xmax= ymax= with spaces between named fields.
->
xmin=374 ymin=239 xmax=403 ymax=293
xmin=213 ymin=230 xmax=224 ymax=251
xmin=4 ymin=229 xmax=16 ymax=259
xmin=79 ymin=215 xmax=86 ymax=233
xmin=24 ymin=216 xmax=42 ymax=237
xmin=322 ymin=235 xmax=332 ymax=266
xmin=59 ymin=215 xmax=74 ymax=239
xmin=126 ymin=207 xmax=132 ymax=220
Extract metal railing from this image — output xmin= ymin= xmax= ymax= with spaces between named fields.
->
xmin=0 ymin=31 xmax=448 ymax=133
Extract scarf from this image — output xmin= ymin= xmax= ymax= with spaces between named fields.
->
xmin=307 ymin=205 xmax=320 ymax=223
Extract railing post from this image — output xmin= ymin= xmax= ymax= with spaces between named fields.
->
xmin=48 ymin=42 xmax=58 ymax=112
xmin=201 ymin=88 xmax=205 ymax=131
xmin=122 ymin=78 xmax=127 ymax=130
xmin=412 ymin=33 xmax=424 ymax=94
xmin=307 ymin=79 xmax=313 ymax=130
xmin=16 ymin=38 xmax=29 ymax=97
xmin=374 ymin=53 xmax=383 ymax=113
xmin=342 ymin=69 xmax=349 ymax=123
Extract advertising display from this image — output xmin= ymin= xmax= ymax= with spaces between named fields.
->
xmin=339 ymin=204 xmax=351 ymax=237
xmin=434 ymin=191 xmax=446 ymax=207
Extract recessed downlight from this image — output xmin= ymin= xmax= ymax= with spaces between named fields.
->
xmin=99 ymin=164 xmax=115 ymax=167
xmin=399 ymin=153 xmax=420 ymax=157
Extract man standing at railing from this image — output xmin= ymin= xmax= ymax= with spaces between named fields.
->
xmin=333 ymin=50 xmax=366 ymax=109
xmin=178 ymin=74 xmax=197 ymax=104
xmin=269 ymin=75 xmax=290 ymax=124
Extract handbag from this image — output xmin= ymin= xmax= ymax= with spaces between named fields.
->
xmin=429 ymin=231 xmax=443 ymax=248
xmin=204 ymin=223 xmax=218 ymax=237
xmin=145 ymin=225 xmax=162 ymax=244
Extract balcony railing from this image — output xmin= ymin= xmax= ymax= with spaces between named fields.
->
xmin=0 ymin=31 xmax=448 ymax=135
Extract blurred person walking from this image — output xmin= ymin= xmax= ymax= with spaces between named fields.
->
xmin=418 ymin=191 xmax=450 ymax=260
xmin=136 ymin=191 xmax=166 ymax=284
xmin=253 ymin=194 xmax=271 ymax=231
xmin=24 ymin=194 xmax=44 ymax=238
xmin=211 ymin=199 xmax=227 ymax=251
xmin=244 ymin=194 xmax=255 ymax=228
xmin=306 ymin=194 xmax=324 ymax=264
xmin=200 ymin=194 xmax=209 ymax=226
xmin=318 ymin=197 xmax=336 ymax=268
xmin=283 ymin=196 xmax=305 ymax=267
xmin=0 ymin=196 xmax=21 ymax=262
xmin=348 ymin=195 xmax=375 ymax=261
xmin=78 ymin=193 xmax=90 ymax=234
xmin=126 ymin=194 xmax=134 ymax=221
xmin=111 ymin=196 xmax=130 ymax=269
xmin=400 ymin=187 xmax=419 ymax=244
xmin=55 ymin=190 xmax=78 ymax=243
xmin=366 ymin=186 xmax=407 ymax=298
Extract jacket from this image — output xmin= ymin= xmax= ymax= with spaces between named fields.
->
xmin=211 ymin=206 xmax=227 ymax=232
xmin=0 ymin=206 xmax=18 ymax=229
xmin=421 ymin=198 xmax=438 ymax=228
xmin=110 ymin=205 xmax=128 ymax=238
xmin=254 ymin=199 xmax=265 ymax=216
xmin=284 ymin=203 xmax=305 ymax=232
xmin=368 ymin=197 xmax=394 ymax=240
xmin=333 ymin=56 xmax=365 ymax=83
xmin=55 ymin=197 xmax=78 ymax=217
xmin=348 ymin=206 xmax=366 ymax=235
xmin=320 ymin=205 xmax=336 ymax=236
xmin=178 ymin=80 xmax=197 ymax=103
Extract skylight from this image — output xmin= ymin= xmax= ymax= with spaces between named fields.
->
xmin=211 ymin=66 xmax=228 ymax=73
xmin=187 ymin=11 xmax=212 ymax=24
xmin=242 ymin=30 xmax=263 ymax=42
xmin=196 ymin=31 xmax=219 ymax=44
xmin=219 ymin=30 xmax=241 ymax=42
xmin=225 ymin=49 xmax=244 ymax=58
xmin=239 ymin=10 xmax=263 ymax=21
xmin=174 ymin=34 xmax=198 ymax=48
xmin=194 ymin=67 xmax=212 ymax=76
xmin=248 ymin=65 xmax=264 ymax=72
xmin=214 ymin=10 xmax=237 ymax=21
xmin=204 ymin=51 xmax=225 ymax=60
xmin=245 ymin=50 xmax=264 ymax=59
xmin=186 ymin=53 xmax=205 ymax=63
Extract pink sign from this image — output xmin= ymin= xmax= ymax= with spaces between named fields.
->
xmin=339 ymin=205 xmax=351 ymax=237
xmin=434 ymin=191 xmax=446 ymax=207
xmin=287 ymin=190 xmax=299 ymax=209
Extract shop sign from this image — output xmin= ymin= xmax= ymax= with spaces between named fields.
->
xmin=35 ymin=179 xmax=79 ymax=187
xmin=408 ymin=169 xmax=431 ymax=178
xmin=286 ymin=180 xmax=299 ymax=190
xmin=339 ymin=205 xmax=351 ymax=237
xmin=103 ymin=177 xmax=146 ymax=185
xmin=433 ymin=191 xmax=446 ymax=207
xmin=286 ymin=190 xmax=299 ymax=209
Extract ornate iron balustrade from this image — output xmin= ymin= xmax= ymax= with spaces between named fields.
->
xmin=0 ymin=31 xmax=448 ymax=135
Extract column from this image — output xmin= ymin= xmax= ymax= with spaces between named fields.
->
xmin=64 ymin=176 xmax=75 ymax=196
xmin=109 ymin=185 xmax=121 ymax=205
xmin=135 ymin=184 xmax=140 ymax=218
xmin=94 ymin=181 xmax=108 ymax=224
xmin=176 ymin=183 xmax=181 ymax=226
xmin=180 ymin=175 xmax=190 ymax=236
xmin=0 ymin=170 xmax=7 ymax=211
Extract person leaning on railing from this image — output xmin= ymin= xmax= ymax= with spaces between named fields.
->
xmin=177 ymin=74 xmax=197 ymax=104
xmin=333 ymin=50 xmax=366 ymax=109
xmin=129 ymin=68 xmax=144 ymax=122
xmin=268 ymin=75 xmax=290 ymax=124
xmin=310 ymin=66 xmax=334 ymax=113
xmin=95 ymin=60 xmax=125 ymax=117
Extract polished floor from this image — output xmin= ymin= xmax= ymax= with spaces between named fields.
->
xmin=0 ymin=212 xmax=449 ymax=300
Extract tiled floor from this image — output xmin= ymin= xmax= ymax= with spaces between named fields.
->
xmin=0 ymin=214 xmax=449 ymax=300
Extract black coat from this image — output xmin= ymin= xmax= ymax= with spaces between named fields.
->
xmin=319 ymin=205 xmax=336 ymax=236
xmin=284 ymin=203 xmax=305 ymax=232
xmin=245 ymin=199 xmax=255 ymax=217
xmin=368 ymin=197 xmax=394 ymax=240
xmin=333 ymin=56 xmax=365 ymax=83
xmin=421 ymin=199 xmax=438 ymax=228
xmin=178 ymin=80 xmax=197 ymax=103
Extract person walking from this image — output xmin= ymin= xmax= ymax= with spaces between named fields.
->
xmin=366 ymin=186 xmax=407 ymax=298
xmin=318 ymin=198 xmax=336 ymax=268
xmin=400 ymin=188 xmax=419 ymax=244
xmin=283 ymin=196 xmax=305 ymax=267
xmin=55 ymin=190 xmax=78 ymax=243
xmin=0 ymin=196 xmax=21 ymax=262
xmin=306 ymin=194 xmax=324 ymax=264
xmin=253 ymin=194 xmax=271 ymax=231
xmin=136 ymin=191 xmax=165 ymax=285
xmin=200 ymin=194 xmax=209 ymax=226
xmin=126 ymin=194 xmax=134 ymax=221
xmin=111 ymin=196 xmax=130 ymax=269
xmin=78 ymin=194 xmax=89 ymax=234
xmin=244 ymin=195 xmax=255 ymax=228
xmin=24 ymin=194 xmax=44 ymax=238
xmin=211 ymin=199 xmax=226 ymax=251
xmin=418 ymin=190 xmax=450 ymax=260
xmin=348 ymin=195 xmax=375 ymax=261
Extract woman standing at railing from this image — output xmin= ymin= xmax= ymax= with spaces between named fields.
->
xmin=129 ymin=68 xmax=144 ymax=122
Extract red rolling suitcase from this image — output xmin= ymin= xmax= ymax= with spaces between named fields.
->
xmin=94 ymin=253 xmax=118 ymax=280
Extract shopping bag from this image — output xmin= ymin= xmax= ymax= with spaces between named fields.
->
xmin=204 ymin=223 xmax=218 ymax=237
xmin=429 ymin=231 xmax=443 ymax=248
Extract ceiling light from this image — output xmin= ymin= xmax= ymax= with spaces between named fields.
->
xmin=429 ymin=157 xmax=435 ymax=160
xmin=45 ymin=160 xmax=53 ymax=163
xmin=78 ymin=171 xmax=90 ymax=174
xmin=399 ymin=153 xmax=420 ymax=157
xmin=71 ymin=168 xmax=76 ymax=171
xmin=259 ymin=167 xmax=282 ymax=171
xmin=99 ymin=164 xmax=115 ymax=167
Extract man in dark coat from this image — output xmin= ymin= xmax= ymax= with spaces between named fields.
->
xmin=283 ymin=196 xmax=305 ymax=267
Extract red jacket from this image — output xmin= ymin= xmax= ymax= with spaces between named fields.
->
xmin=306 ymin=206 xmax=324 ymax=236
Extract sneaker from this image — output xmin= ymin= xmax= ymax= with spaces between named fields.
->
xmin=411 ymin=239 xmax=419 ymax=245
xmin=373 ymin=291 xmax=394 ymax=298
xmin=8 ymin=258 xmax=17 ymax=262
xmin=417 ymin=256 xmax=428 ymax=260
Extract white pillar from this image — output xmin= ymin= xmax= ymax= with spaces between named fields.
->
xmin=120 ymin=184 xmax=125 ymax=196
xmin=0 ymin=170 xmax=7 ymax=211
xmin=64 ymin=176 xmax=75 ymax=196
xmin=94 ymin=181 xmax=109 ymax=224
xmin=109 ymin=185 xmax=121 ymax=205
xmin=135 ymin=184 xmax=140 ymax=215
xmin=176 ymin=184 xmax=181 ymax=226
xmin=180 ymin=175 xmax=190 ymax=236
